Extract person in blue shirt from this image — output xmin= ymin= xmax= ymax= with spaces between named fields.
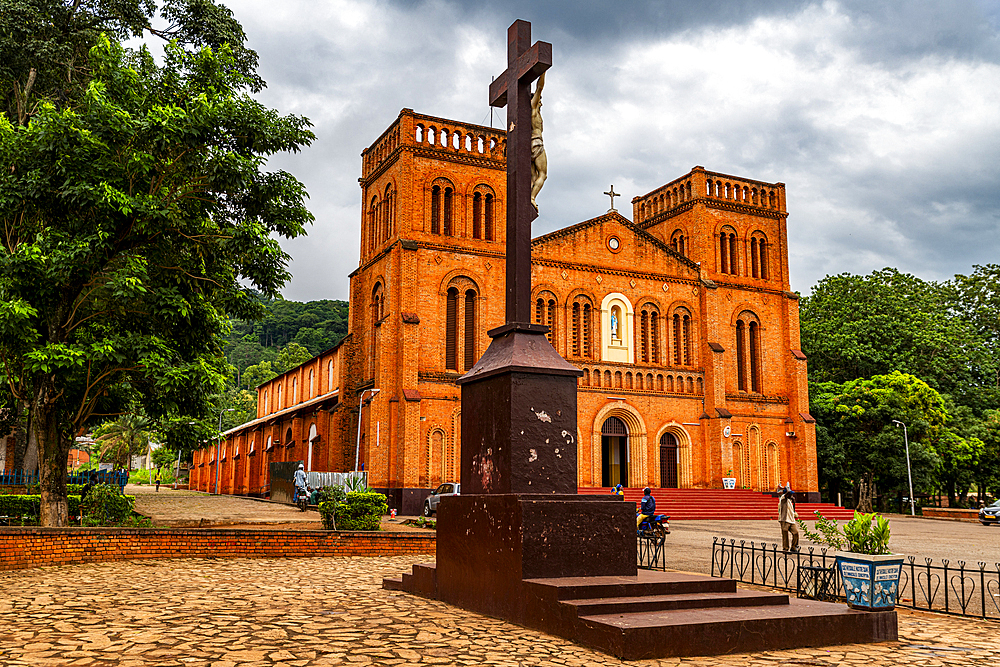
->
xmin=637 ymin=487 xmax=655 ymax=528
xmin=612 ymin=483 xmax=624 ymax=496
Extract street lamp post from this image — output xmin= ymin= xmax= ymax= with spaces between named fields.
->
xmin=892 ymin=419 xmax=916 ymax=516
xmin=355 ymin=388 xmax=380 ymax=473
xmin=215 ymin=408 xmax=235 ymax=495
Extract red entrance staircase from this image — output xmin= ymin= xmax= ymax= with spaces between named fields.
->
xmin=578 ymin=487 xmax=856 ymax=520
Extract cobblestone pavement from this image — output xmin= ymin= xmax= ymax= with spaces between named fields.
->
xmin=127 ymin=485 xmax=320 ymax=526
xmin=2 ymin=555 xmax=998 ymax=666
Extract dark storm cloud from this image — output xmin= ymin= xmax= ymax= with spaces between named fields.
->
xmin=218 ymin=0 xmax=1000 ymax=300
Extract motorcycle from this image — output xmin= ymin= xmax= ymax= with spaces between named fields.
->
xmin=295 ymin=485 xmax=311 ymax=512
xmin=637 ymin=513 xmax=670 ymax=542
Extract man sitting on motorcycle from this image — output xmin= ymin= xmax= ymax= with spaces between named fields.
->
xmin=293 ymin=463 xmax=308 ymax=504
xmin=637 ymin=487 xmax=655 ymax=529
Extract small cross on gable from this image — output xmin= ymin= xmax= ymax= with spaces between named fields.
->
xmin=604 ymin=185 xmax=620 ymax=212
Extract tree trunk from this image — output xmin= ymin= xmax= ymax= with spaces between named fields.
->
xmin=9 ymin=412 xmax=28 ymax=471
xmin=35 ymin=389 xmax=69 ymax=527
xmin=22 ymin=425 xmax=39 ymax=475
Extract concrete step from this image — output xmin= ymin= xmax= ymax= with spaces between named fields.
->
xmin=524 ymin=571 xmax=735 ymax=600
xmin=577 ymin=597 xmax=896 ymax=660
xmin=561 ymin=589 xmax=788 ymax=615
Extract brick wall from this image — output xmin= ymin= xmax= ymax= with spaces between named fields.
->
xmin=0 ymin=527 xmax=435 ymax=571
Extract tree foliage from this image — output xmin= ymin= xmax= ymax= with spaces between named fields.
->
xmin=94 ymin=412 xmax=156 ymax=469
xmin=801 ymin=267 xmax=1000 ymax=507
xmin=0 ymin=1 xmax=314 ymax=525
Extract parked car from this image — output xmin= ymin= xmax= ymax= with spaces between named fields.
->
xmin=979 ymin=499 xmax=1000 ymax=526
xmin=423 ymin=482 xmax=460 ymax=517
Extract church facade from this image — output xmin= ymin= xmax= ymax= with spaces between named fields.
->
xmin=191 ymin=108 xmax=819 ymax=513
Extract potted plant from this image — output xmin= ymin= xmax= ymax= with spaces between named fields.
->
xmin=799 ymin=511 xmax=903 ymax=611
xmin=722 ymin=469 xmax=736 ymax=490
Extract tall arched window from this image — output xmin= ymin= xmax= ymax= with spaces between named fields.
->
xmin=751 ymin=232 xmax=768 ymax=280
xmin=472 ymin=192 xmax=482 ymax=239
xmin=570 ymin=297 xmax=594 ymax=358
xmin=383 ymin=183 xmax=395 ymax=242
xmin=464 ymin=290 xmax=476 ymax=371
xmin=638 ymin=305 xmax=660 ymax=364
xmin=672 ymin=307 xmax=692 ymax=366
xmin=292 ymin=377 xmax=298 ymax=404
xmin=431 ymin=185 xmax=441 ymax=234
xmin=719 ymin=227 xmax=739 ymax=275
xmin=445 ymin=287 xmax=459 ymax=370
xmin=735 ymin=311 xmax=763 ymax=393
xmin=308 ymin=369 xmax=314 ymax=397
xmin=670 ymin=230 xmax=686 ymax=257
xmin=371 ymin=282 xmax=384 ymax=377
xmin=534 ymin=292 xmax=557 ymax=344
xmin=485 ymin=193 xmax=494 ymax=241
xmin=443 ymin=186 xmax=453 ymax=236
xmin=327 ymin=360 xmax=334 ymax=391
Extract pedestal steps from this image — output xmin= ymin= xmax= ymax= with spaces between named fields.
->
xmin=388 ymin=567 xmax=896 ymax=660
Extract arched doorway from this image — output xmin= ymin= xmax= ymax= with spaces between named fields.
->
xmin=601 ymin=416 xmax=628 ymax=487
xmin=659 ymin=432 xmax=679 ymax=488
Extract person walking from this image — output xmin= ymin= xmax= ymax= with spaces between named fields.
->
xmin=778 ymin=488 xmax=799 ymax=551
xmin=154 ymin=470 xmax=161 ymax=492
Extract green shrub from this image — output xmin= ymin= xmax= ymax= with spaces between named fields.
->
xmin=318 ymin=500 xmax=338 ymax=530
xmin=0 ymin=494 xmax=82 ymax=518
xmin=317 ymin=485 xmax=346 ymax=504
xmin=80 ymin=485 xmax=135 ymax=524
xmin=24 ymin=484 xmax=86 ymax=495
xmin=332 ymin=491 xmax=387 ymax=531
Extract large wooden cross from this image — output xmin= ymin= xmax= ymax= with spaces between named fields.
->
xmin=489 ymin=20 xmax=551 ymax=325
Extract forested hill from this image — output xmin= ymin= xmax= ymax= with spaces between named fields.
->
xmin=224 ymin=298 xmax=349 ymax=380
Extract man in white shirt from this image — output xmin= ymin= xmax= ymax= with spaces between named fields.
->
xmin=778 ymin=488 xmax=799 ymax=551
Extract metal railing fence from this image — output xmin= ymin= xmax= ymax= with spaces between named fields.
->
xmin=638 ymin=533 xmax=667 ymax=570
xmin=1 ymin=469 xmax=128 ymax=491
xmin=710 ymin=537 xmax=1000 ymax=621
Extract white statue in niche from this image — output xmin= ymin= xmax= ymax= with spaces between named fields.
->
xmin=611 ymin=307 xmax=619 ymax=340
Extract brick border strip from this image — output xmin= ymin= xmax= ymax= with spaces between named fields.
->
xmin=0 ymin=527 xmax=435 ymax=571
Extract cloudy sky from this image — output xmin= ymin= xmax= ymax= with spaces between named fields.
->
xmin=215 ymin=0 xmax=1000 ymax=302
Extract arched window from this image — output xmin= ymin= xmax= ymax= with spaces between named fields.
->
xmin=371 ymin=282 xmax=384 ymax=377
xmin=534 ymin=292 xmax=557 ymax=345
xmin=384 ymin=183 xmax=395 ymax=242
xmin=485 ymin=192 xmax=495 ymax=241
xmin=276 ymin=384 xmax=282 ymax=410
xmin=670 ymin=229 xmax=686 ymax=257
xmin=464 ymin=290 xmax=476 ymax=371
xmin=571 ymin=297 xmax=594 ymax=359
xmin=263 ymin=390 xmax=268 ymax=415
xmin=292 ymin=377 xmax=298 ymax=404
xmin=571 ymin=302 xmax=581 ymax=356
xmin=472 ymin=192 xmax=482 ymax=239
xmin=308 ymin=369 xmax=314 ymax=397
xmin=327 ymin=360 xmax=334 ymax=391
xmin=751 ymin=232 xmax=768 ymax=280
xmin=415 ymin=125 xmax=424 ymax=143
xmin=672 ymin=307 xmax=692 ymax=366
xmin=637 ymin=304 xmax=660 ymax=365
xmin=431 ymin=185 xmax=441 ymax=234
xmin=735 ymin=311 xmax=763 ymax=393
xmin=445 ymin=287 xmax=459 ymax=370
xmin=443 ymin=187 xmax=453 ymax=236
xmin=719 ymin=226 xmax=739 ymax=275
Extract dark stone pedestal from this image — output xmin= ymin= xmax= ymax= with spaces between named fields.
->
xmin=433 ymin=494 xmax=635 ymax=622
xmin=458 ymin=325 xmax=583 ymax=496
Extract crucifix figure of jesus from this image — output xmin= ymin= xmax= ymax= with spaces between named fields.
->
xmin=489 ymin=20 xmax=552 ymax=325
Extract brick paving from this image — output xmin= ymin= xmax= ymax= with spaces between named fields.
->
xmin=1 ymin=555 xmax=997 ymax=666
xmin=128 ymin=484 xmax=321 ymax=527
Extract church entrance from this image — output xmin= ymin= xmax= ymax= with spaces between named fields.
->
xmin=601 ymin=416 xmax=629 ymax=488
xmin=659 ymin=432 xmax=679 ymax=488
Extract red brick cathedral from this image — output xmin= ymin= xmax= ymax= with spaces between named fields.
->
xmin=191 ymin=109 xmax=819 ymax=513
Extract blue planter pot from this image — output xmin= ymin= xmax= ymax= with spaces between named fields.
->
xmin=835 ymin=552 xmax=904 ymax=611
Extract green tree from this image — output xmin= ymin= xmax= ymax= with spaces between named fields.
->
xmin=151 ymin=445 xmax=177 ymax=469
xmin=800 ymin=269 xmax=986 ymax=406
xmin=0 ymin=19 xmax=313 ymax=524
xmin=241 ymin=341 xmax=313 ymax=390
xmin=811 ymin=371 xmax=947 ymax=511
xmin=95 ymin=413 xmax=156 ymax=470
